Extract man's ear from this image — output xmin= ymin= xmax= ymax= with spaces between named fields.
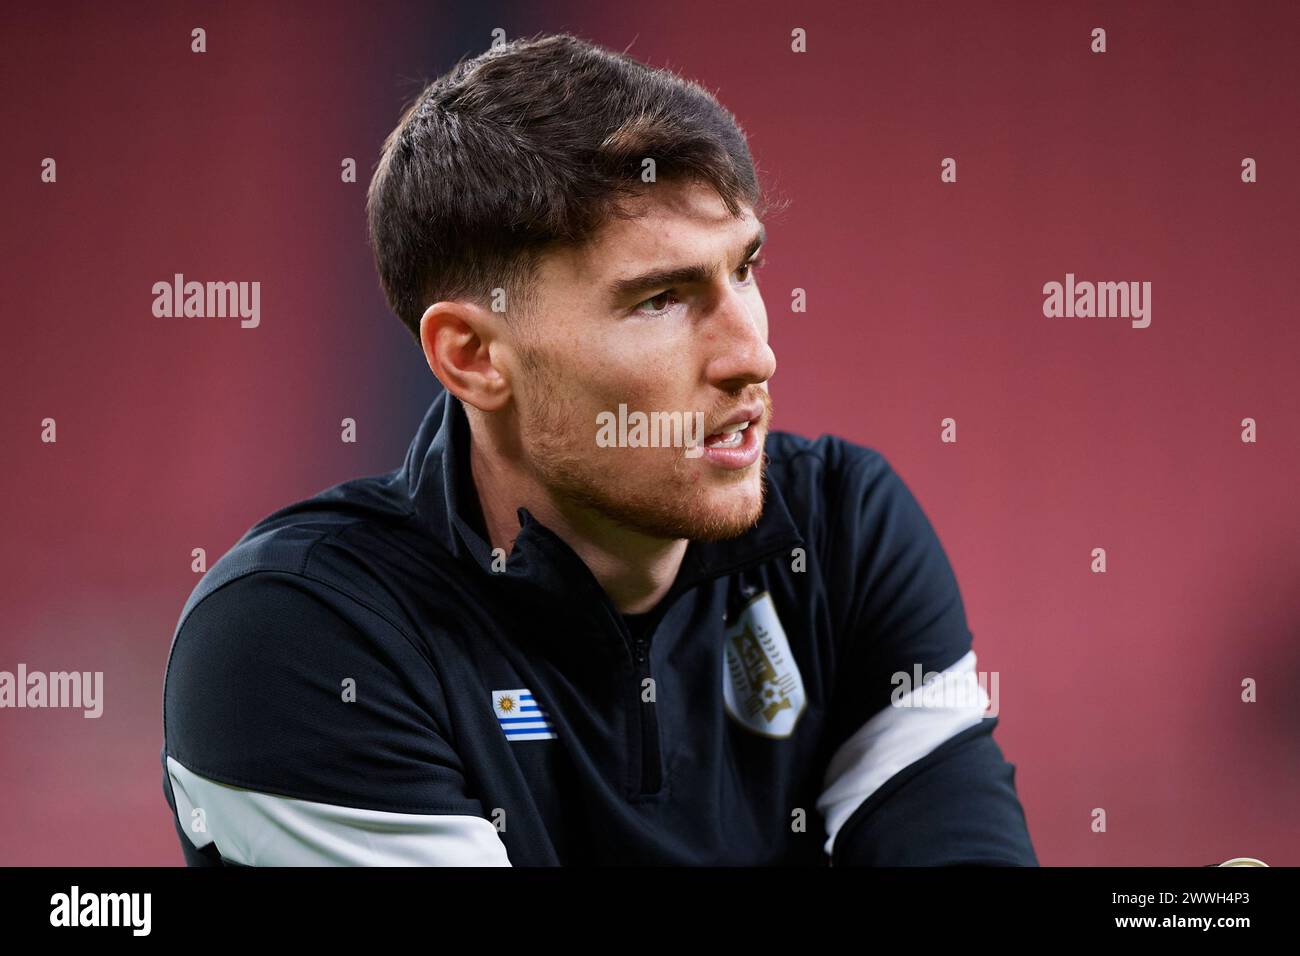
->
xmin=419 ymin=300 xmax=511 ymax=412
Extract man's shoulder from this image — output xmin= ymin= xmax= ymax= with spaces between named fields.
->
xmin=174 ymin=469 xmax=450 ymax=641
xmin=764 ymin=428 xmax=888 ymax=477
xmin=160 ymin=565 xmax=472 ymax=822
xmin=762 ymin=428 xmax=899 ymax=518
xmin=161 ymin=504 xmax=465 ymax=813
xmin=162 ymin=565 xmax=437 ymax=749
xmin=759 ymin=429 xmax=950 ymax=585
xmin=162 ymin=465 xmax=483 ymax=750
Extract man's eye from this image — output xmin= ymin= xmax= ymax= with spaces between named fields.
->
xmin=736 ymin=256 xmax=765 ymax=284
xmin=633 ymin=291 xmax=676 ymax=315
xmin=632 ymin=258 xmax=765 ymax=315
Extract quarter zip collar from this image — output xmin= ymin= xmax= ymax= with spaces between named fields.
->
xmin=400 ymin=390 xmax=805 ymax=617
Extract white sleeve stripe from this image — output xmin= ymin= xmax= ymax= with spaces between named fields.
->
xmin=166 ymin=756 xmax=512 ymax=866
xmin=816 ymin=649 xmax=990 ymax=855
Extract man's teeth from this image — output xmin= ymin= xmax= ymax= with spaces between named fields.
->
xmin=705 ymin=420 xmax=750 ymax=448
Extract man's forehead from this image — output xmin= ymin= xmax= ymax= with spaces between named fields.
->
xmin=549 ymin=186 xmax=761 ymax=281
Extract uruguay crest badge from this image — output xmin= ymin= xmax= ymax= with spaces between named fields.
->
xmin=722 ymin=592 xmax=805 ymax=738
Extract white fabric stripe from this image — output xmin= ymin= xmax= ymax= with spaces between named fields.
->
xmin=166 ymin=756 xmax=511 ymax=866
xmin=816 ymin=649 xmax=990 ymax=855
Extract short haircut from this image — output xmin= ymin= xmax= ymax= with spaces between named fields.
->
xmin=366 ymin=32 xmax=784 ymax=343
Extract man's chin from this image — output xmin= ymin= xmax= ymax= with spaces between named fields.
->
xmin=537 ymin=450 xmax=768 ymax=543
xmin=683 ymin=489 xmax=766 ymax=541
xmin=600 ymin=477 xmax=767 ymax=542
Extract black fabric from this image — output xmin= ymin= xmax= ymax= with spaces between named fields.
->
xmin=831 ymin=718 xmax=1038 ymax=866
xmin=164 ymin=572 xmax=488 ymax=817
xmin=620 ymin=609 xmax=659 ymax=645
xmin=160 ymin=389 xmax=1039 ymax=866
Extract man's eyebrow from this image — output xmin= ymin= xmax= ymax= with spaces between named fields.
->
xmin=606 ymin=225 xmax=766 ymax=301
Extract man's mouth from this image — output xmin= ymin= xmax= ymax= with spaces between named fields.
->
xmin=695 ymin=404 xmax=764 ymax=469
xmin=703 ymin=419 xmax=751 ymax=449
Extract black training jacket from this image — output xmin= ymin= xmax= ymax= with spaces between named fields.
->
xmin=160 ymin=389 xmax=1038 ymax=866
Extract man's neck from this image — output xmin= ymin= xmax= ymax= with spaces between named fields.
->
xmin=468 ymin=428 xmax=687 ymax=615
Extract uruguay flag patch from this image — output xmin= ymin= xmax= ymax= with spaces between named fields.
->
xmin=492 ymin=688 xmax=557 ymax=741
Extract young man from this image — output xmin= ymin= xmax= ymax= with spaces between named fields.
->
xmin=160 ymin=33 xmax=1038 ymax=866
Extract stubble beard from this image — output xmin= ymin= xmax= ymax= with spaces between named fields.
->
xmin=518 ymin=361 xmax=768 ymax=543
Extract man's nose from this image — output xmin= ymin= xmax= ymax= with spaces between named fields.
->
xmin=703 ymin=289 xmax=776 ymax=390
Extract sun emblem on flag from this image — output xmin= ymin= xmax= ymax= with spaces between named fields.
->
xmin=491 ymin=688 xmax=557 ymax=741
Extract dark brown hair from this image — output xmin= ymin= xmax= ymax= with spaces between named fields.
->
xmin=366 ymin=32 xmax=783 ymax=343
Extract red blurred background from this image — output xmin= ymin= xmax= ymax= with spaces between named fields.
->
xmin=2 ymin=0 xmax=1296 ymax=865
